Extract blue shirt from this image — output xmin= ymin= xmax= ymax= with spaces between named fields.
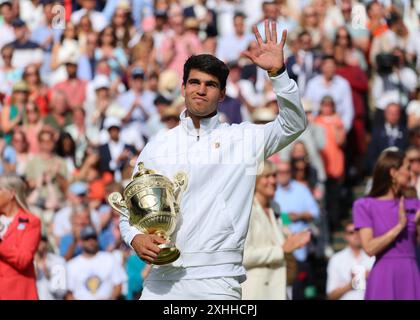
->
xmin=274 ymin=180 xmax=319 ymax=261
xmin=0 ymin=145 xmax=16 ymax=174
xmin=125 ymin=253 xmax=147 ymax=300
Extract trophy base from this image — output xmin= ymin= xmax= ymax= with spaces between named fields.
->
xmin=154 ymin=244 xmax=180 ymax=265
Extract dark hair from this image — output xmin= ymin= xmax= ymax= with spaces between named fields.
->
xmin=369 ymin=149 xmax=405 ymax=197
xmin=291 ymin=156 xmax=310 ymax=178
xmin=111 ymin=9 xmax=134 ymax=50
xmin=0 ymin=1 xmax=12 ymax=9
xmin=298 ymin=30 xmax=311 ymax=39
xmin=376 ymin=53 xmax=399 ymax=75
xmin=73 ymin=106 xmax=86 ymax=117
xmin=334 ymin=26 xmax=353 ymax=48
xmin=341 ymin=218 xmax=354 ymax=230
xmin=321 ymin=55 xmax=336 ymax=63
xmin=183 ymin=54 xmax=229 ymax=90
xmin=234 ymin=12 xmax=246 ymax=20
xmin=55 ymin=132 xmax=76 ymax=159
xmin=263 ymin=1 xmax=276 ymax=7
xmin=386 ymin=11 xmax=401 ymax=28
xmin=98 ymin=26 xmax=117 ymax=47
xmin=60 ymin=22 xmax=78 ymax=43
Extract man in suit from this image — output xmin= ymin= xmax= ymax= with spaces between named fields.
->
xmin=367 ymin=102 xmax=409 ymax=172
xmin=98 ymin=117 xmax=136 ymax=181
xmin=286 ymin=30 xmax=320 ymax=94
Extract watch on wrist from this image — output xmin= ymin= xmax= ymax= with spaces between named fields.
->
xmin=268 ymin=65 xmax=286 ymax=77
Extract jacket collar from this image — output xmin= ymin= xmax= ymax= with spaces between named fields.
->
xmin=1 ymin=208 xmax=29 ymax=241
xmin=180 ymin=108 xmax=221 ymax=137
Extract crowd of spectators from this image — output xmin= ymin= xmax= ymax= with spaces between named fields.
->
xmin=1 ymin=0 xmax=420 ymax=299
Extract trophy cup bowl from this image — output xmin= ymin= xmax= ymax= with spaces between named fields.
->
xmin=108 ymin=162 xmax=188 ymax=265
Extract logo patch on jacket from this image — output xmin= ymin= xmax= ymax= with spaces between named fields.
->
xmin=17 ymin=218 xmax=29 ymax=230
xmin=17 ymin=223 xmax=26 ymax=230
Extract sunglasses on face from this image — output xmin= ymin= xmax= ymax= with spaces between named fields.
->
xmin=408 ymin=157 xmax=420 ymax=163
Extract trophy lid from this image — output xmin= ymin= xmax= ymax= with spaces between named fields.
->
xmin=133 ymin=162 xmax=156 ymax=179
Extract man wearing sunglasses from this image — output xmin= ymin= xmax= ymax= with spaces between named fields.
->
xmin=326 ymin=220 xmax=374 ymax=300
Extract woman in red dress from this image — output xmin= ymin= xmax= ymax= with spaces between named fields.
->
xmin=0 ymin=174 xmax=41 ymax=299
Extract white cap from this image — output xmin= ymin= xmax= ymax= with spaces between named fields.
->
xmin=379 ymin=90 xmax=400 ymax=110
xmin=104 ymin=117 xmax=122 ymax=130
xmin=93 ymin=74 xmax=111 ymax=90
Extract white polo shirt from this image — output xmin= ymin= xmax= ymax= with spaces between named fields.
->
xmin=326 ymin=247 xmax=375 ymax=300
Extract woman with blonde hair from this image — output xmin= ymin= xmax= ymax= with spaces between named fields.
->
xmin=242 ymin=160 xmax=311 ymax=300
xmin=0 ymin=174 xmax=41 ymax=299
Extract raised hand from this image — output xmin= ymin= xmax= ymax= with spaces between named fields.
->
xmin=398 ymin=196 xmax=407 ymax=229
xmin=242 ymin=20 xmax=287 ymax=75
xmin=283 ymin=230 xmax=311 ymax=254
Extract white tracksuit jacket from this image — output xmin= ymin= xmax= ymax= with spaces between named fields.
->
xmin=120 ymin=70 xmax=307 ymax=279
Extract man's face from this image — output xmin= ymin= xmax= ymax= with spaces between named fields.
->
xmin=263 ymin=3 xmax=278 ymax=20
xmin=385 ymin=104 xmax=401 ymax=126
xmin=182 ymin=69 xmax=225 ymax=118
xmin=96 ymin=61 xmax=111 ymax=76
xmin=1 ymin=4 xmax=13 ymax=23
xmin=300 ymin=34 xmax=312 ymax=51
xmin=322 ymin=59 xmax=336 ymax=80
xmin=344 ymin=223 xmax=361 ymax=249
xmin=277 ymin=162 xmax=292 ymax=187
xmin=13 ymin=91 xmax=28 ymax=104
xmin=66 ymin=63 xmax=78 ymax=78
xmin=52 ymin=93 xmax=67 ymax=113
xmin=233 ymin=16 xmax=245 ymax=36
xmin=229 ymin=66 xmax=241 ymax=83
xmin=129 ymin=76 xmax=144 ymax=91
xmin=14 ymin=25 xmax=26 ymax=40
xmin=407 ymin=149 xmax=420 ymax=175
xmin=108 ymin=127 xmax=120 ymax=141
xmin=96 ymin=87 xmax=109 ymax=100
xmin=39 ymin=133 xmax=55 ymax=154
xmin=37 ymin=240 xmax=49 ymax=255
xmin=82 ymin=237 xmax=99 ymax=255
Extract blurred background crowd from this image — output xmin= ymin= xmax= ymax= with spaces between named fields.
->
xmin=0 ymin=0 xmax=420 ymax=300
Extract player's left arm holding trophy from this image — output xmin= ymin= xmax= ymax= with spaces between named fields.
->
xmin=111 ymin=20 xmax=307 ymax=300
